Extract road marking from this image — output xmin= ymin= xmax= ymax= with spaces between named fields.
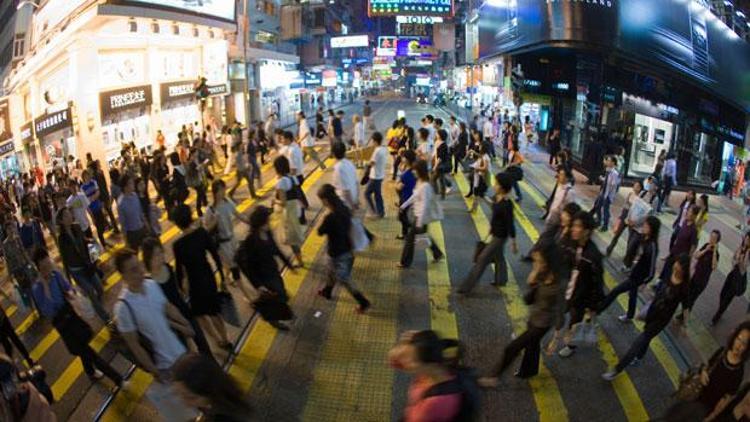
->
xmin=455 ymin=173 xmax=569 ymax=422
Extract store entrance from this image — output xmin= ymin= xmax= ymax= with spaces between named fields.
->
xmin=686 ymin=132 xmax=722 ymax=187
xmin=627 ymin=113 xmax=673 ymax=178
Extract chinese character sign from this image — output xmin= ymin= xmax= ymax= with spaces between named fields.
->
xmin=369 ymin=0 xmax=453 ymax=17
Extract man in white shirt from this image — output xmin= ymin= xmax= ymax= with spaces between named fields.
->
xmin=448 ymin=116 xmax=460 ymax=147
xmin=421 ymin=115 xmax=436 ymax=144
xmin=65 ymin=179 xmax=93 ymax=236
xmin=365 ymin=132 xmax=388 ymax=218
xmin=331 ymin=141 xmax=359 ymax=209
xmin=281 ymin=130 xmax=309 ymax=223
xmin=416 ymin=128 xmax=433 ymax=167
xmin=352 ymin=114 xmax=366 ymax=168
xmin=297 ymin=111 xmax=326 ymax=170
xmin=483 ymin=115 xmax=495 ymax=143
xmin=592 ymin=155 xmax=620 ymax=232
xmin=113 ymin=249 xmax=197 ymax=421
xmin=657 ymin=153 xmax=677 ymax=213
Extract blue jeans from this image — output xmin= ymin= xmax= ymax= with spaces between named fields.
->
xmin=365 ymin=178 xmax=384 ymax=217
xmin=69 ymin=267 xmax=110 ymax=323
xmin=594 ymin=196 xmax=611 ymax=229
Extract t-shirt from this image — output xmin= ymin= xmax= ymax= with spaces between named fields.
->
xmin=332 ymin=117 xmax=343 ymax=137
xmin=333 ymin=159 xmax=358 ymax=207
xmin=283 ymin=144 xmax=304 ymax=176
xmin=205 ymin=199 xmax=237 ymax=240
xmin=369 ymin=146 xmax=388 ymax=180
xmin=114 ymin=279 xmax=187 ymax=370
xmin=317 ymin=211 xmax=352 ymax=257
xmin=81 ymin=180 xmax=102 ymax=213
xmin=299 ymin=121 xmax=314 ymax=147
xmin=66 ymin=192 xmax=91 ymax=231
xmin=399 ymin=170 xmax=417 ymax=204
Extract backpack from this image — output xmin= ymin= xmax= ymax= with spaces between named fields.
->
xmin=422 ymin=367 xmax=481 ymax=422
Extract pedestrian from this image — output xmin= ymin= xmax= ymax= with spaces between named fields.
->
xmin=545 ymin=167 xmax=576 ymax=229
xmin=363 ymin=99 xmax=373 ymax=130
xmin=398 ymin=160 xmax=444 ymax=268
xmin=605 ymin=180 xmax=644 ymax=258
xmin=557 ymin=211 xmax=605 ymax=359
xmin=168 ymin=152 xmax=189 ymax=209
xmin=547 ymin=128 xmax=561 ymax=166
xmin=31 ymin=249 xmax=123 ymax=386
xmin=657 ymin=152 xmax=677 ymax=213
xmin=602 ymin=253 xmax=690 ymax=379
xmin=332 ymin=110 xmax=344 ymax=144
xmin=365 ymin=132 xmax=388 ymax=218
xmin=702 ymin=381 xmax=750 ymax=422
xmin=711 ymin=232 xmax=750 ymax=325
xmin=351 ymin=114 xmax=366 ymax=168
xmin=171 ymin=203 xmax=233 ymax=351
xmin=658 ymin=205 xmax=698 ymax=290
xmin=597 ymin=216 xmax=660 ymax=322
xmin=298 ymin=111 xmax=326 ymax=170
xmin=698 ymin=321 xmax=750 ymax=420
xmin=590 ymin=155 xmax=620 ymax=232
xmin=172 ymin=353 xmax=252 ymax=421
xmin=56 ymin=207 xmax=110 ymax=324
xmin=331 ymin=141 xmax=359 ymax=211
xmin=457 ymin=172 xmax=518 ymax=293
xmin=65 ymin=179 xmax=95 ymax=241
xmin=479 ymin=240 xmax=565 ymax=387
xmin=506 ymin=143 xmax=524 ymax=202
xmin=676 ymin=230 xmax=720 ymax=324
xmin=0 ymin=354 xmax=55 ymax=422
xmin=186 ymin=148 xmax=209 ymax=217
xmin=0 ymin=304 xmax=34 ymax=368
xmin=279 ymin=131 xmax=308 ymax=224
xmin=467 ymin=144 xmax=492 ymax=213
xmin=112 ymin=248 xmax=198 ymax=422
xmin=236 ymin=206 xmax=294 ymax=331
xmin=453 ymin=122 xmax=469 ymax=174
xmin=17 ymin=208 xmax=46 ymax=256
xmin=316 ymin=184 xmax=371 ymax=313
xmin=204 ymin=179 xmax=253 ymax=302
xmin=670 ymin=190 xmax=697 ymax=248
xmin=430 ymin=129 xmax=453 ymax=200
xmin=117 ymin=174 xmax=149 ymax=253
xmin=695 ymin=194 xmax=710 ymax=243
xmin=272 ymin=156 xmax=304 ymax=267
xmin=245 ymin=130 xmax=262 ymax=191
xmin=227 ymin=131 xmax=256 ymax=200
xmin=2 ymin=222 xmax=38 ymax=310
xmin=141 ymin=238 xmax=214 ymax=359
xmin=396 ymin=150 xmax=418 ymax=240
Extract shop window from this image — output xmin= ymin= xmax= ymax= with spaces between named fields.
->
xmin=313 ymin=8 xmax=325 ymax=28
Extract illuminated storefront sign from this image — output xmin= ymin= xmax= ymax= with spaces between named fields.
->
xmin=396 ymin=15 xmax=444 ymax=24
xmin=100 ymin=85 xmax=153 ymax=119
xmin=377 ymin=36 xmax=398 ymax=56
xmin=368 ymin=0 xmax=454 ymax=17
xmin=19 ymin=122 xmax=33 ymax=143
xmin=330 ymin=35 xmax=370 ymax=48
xmin=322 ymin=70 xmax=338 ymax=87
xmin=160 ymin=80 xmax=196 ymax=104
xmin=0 ymin=141 xmax=14 ymax=156
xmin=34 ymin=108 xmax=73 ymax=138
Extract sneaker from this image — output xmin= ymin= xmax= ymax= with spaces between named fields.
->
xmin=618 ymin=315 xmax=633 ymax=323
xmin=601 ymin=370 xmax=620 ymax=381
xmin=558 ymin=346 xmax=575 ymax=358
xmin=446 ymin=187 xmax=453 ymax=195
xmin=89 ymin=369 xmax=104 ymax=381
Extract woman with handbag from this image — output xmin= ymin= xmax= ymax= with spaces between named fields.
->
xmin=605 ymin=181 xmax=644 ymax=258
xmin=467 ymin=144 xmax=491 ymax=213
xmin=398 ymin=160 xmax=445 ymax=269
xmin=676 ymin=230 xmax=720 ymax=324
xmin=712 ymin=232 xmax=750 ymax=325
xmin=236 ymin=206 xmax=294 ymax=331
xmin=602 ymin=253 xmax=690 ymax=380
xmin=457 ymin=172 xmax=517 ymax=294
xmin=31 ymin=249 xmax=123 ymax=385
xmin=272 ymin=156 xmax=304 ymax=268
xmin=430 ymin=129 xmax=453 ymax=200
xmin=478 ymin=239 xmax=565 ymax=387
xmin=56 ymin=207 xmax=110 ymax=324
xmin=698 ymin=321 xmax=750 ymax=419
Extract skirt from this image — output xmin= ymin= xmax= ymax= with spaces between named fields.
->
xmin=282 ymin=201 xmax=304 ymax=247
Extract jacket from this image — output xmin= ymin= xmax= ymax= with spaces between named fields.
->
xmin=57 ymin=224 xmax=92 ymax=270
xmin=401 ymin=181 xmax=443 ymax=227
xmin=236 ymin=231 xmax=291 ymax=289
xmin=629 ymin=240 xmax=658 ymax=284
xmin=646 ymin=279 xmax=687 ymax=327
xmin=566 ymin=241 xmax=605 ymax=310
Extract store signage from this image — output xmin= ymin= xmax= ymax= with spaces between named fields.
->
xmin=305 ymin=72 xmax=322 ymax=86
xmin=377 ymin=36 xmax=398 ymax=56
xmin=368 ymin=0 xmax=454 ymax=17
xmin=160 ymin=80 xmax=196 ymax=104
xmin=396 ymin=15 xmax=444 ymax=24
xmin=551 ymin=82 xmax=570 ymax=91
xmin=206 ymin=84 xmax=228 ymax=96
xmin=717 ymin=125 xmax=745 ymax=142
xmin=34 ymin=108 xmax=73 ymax=138
xmin=396 ymin=37 xmax=433 ymax=57
xmin=330 ymin=35 xmax=370 ymax=49
xmin=0 ymin=141 xmax=14 ymax=156
xmin=322 ymin=70 xmax=337 ymax=87
xmin=0 ymin=99 xmax=10 ymax=142
xmin=114 ymin=0 xmax=236 ymax=22
xmin=342 ymin=58 xmax=370 ymax=65
xmin=523 ymin=80 xmax=542 ymax=87
xmin=398 ymin=23 xmax=430 ymax=37
xmin=19 ymin=122 xmax=33 ymax=143
xmin=100 ymin=85 xmax=153 ymax=120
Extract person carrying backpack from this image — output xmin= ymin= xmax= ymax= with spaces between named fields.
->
xmin=389 ymin=330 xmax=480 ymax=422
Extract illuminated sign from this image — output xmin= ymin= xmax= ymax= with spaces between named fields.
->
xmin=330 ymin=35 xmax=370 ymax=48
xmin=322 ymin=70 xmax=338 ymax=87
xmin=368 ymin=0 xmax=453 ymax=17
xmin=377 ymin=36 xmax=398 ymax=56
xmin=551 ymin=82 xmax=570 ymax=91
xmin=398 ymin=23 xmax=430 ymax=37
xmin=115 ymin=0 xmax=236 ymax=22
xmin=34 ymin=108 xmax=73 ymax=138
xmin=396 ymin=15 xmax=444 ymax=23
xmin=100 ymin=85 xmax=153 ymax=119
xmin=396 ymin=37 xmax=433 ymax=57
xmin=0 ymin=141 xmax=14 ymax=156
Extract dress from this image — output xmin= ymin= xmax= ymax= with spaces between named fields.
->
xmin=684 ymin=244 xmax=716 ymax=310
xmin=173 ymin=227 xmax=222 ymax=316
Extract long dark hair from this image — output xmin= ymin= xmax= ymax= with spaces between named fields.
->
xmin=317 ymin=184 xmax=350 ymax=219
xmin=727 ymin=320 xmax=750 ymax=363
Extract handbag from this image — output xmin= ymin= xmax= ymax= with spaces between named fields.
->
xmin=218 ymin=291 xmax=241 ymax=327
xmin=635 ymin=300 xmax=652 ymax=321
xmin=360 ymin=165 xmax=372 ymax=186
xmin=349 ymin=218 xmax=370 ymax=252
xmin=54 ymin=275 xmax=94 ymax=322
xmin=673 ymin=349 xmax=723 ymax=402
xmin=570 ymin=319 xmax=598 ymax=346
xmin=253 ymin=291 xmax=294 ymax=322
xmin=415 ymin=234 xmax=431 ymax=250
xmin=522 ymin=286 xmax=537 ymax=305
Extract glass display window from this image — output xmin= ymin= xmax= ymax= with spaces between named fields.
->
xmin=627 ymin=113 xmax=673 ymax=178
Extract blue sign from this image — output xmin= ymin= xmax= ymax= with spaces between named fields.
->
xmin=368 ymin=0 xmax=453 ymax=17
xmin=342 ymin=58 xmax=370 ymax=65
xmin=305 ymin=72 xmax=322 ymax=86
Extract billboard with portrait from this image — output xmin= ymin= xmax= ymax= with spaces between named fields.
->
xmin=112 ymin=0 xmax=236 ymax=22
xmin=478 ymin=0 xmax=750 ymax=112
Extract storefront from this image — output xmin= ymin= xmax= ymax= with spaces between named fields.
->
xmin=160 ymin=80 xmax=200 ymax=148
xmin=0 ymin=141 xmax=20 ymax=179
xmin=258 ymin=60 xmax=300 ymax=126
xmin=19 ymin=121 xmax=35 ymax=170
xmin=99 ymin=85 xmax=153 ymax=161
xmin=203 ymin=83 xmax=229 ymax=132
xmin=33 ymin=107 xmax=76 ymax=171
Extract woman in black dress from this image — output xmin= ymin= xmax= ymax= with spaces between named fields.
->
xmin=700 ymin=321 xmax=750 ymax=419
xmin=170 ymin=204 xmax=231 ymax=351
xmin=712 ymin=232 xmax=750 ymax=325
xmin=677 ymin=230 xmax=720 ymax=324
xmin=141 ymin=237 xmax=214 ymax=358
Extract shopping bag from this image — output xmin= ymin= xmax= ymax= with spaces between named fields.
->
xmin=218 ymin=291 xmax=241 ymax=327
xmin=636 ymin=300 xmax=652 ymax=321
xmin=68 ymin=289 xmax=95 ymax=322
xmin=415 ymin=234 xmax=431 ymax=250
xmin=570 ymin=320 xmax=597 ymax=346
xmin=349 ymin=218 xmax=370 ymax=252
xmin=627 ymin=197 xmax=652 ymax=226
xmin=87 ymin=242 xmax=103 ymax=263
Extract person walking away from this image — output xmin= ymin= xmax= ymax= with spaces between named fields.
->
xmin=316 ymin=184 xmax=371 ymax=313
xmin=112 ymin=248 xmax=198 ymax=421
xmin=280 ymin=131 xmax=308 ymax=224
xmin=597 ymin=216 xmax=660 ymax=322
xmin=245 ymin=131 xmax=262 ymax=195
xmin=547 ymin=129 xmax=561 ymax=166
xmin=351 ymin=115 xmax=366 ymax=168
xmin=363 ymin=99 xmax=373 ymax=130
xmin=605 ymin=180 xmax=645 ymax=258
xmin=272 ymin=156 xmax=304 ymax=267
xmin=698 ymin=321 xmax=750 ymax=419
xmin=1 ymin=222 xmax=38 ymax=309
xmin=657 ymin=205 xmax=698 ymax=290
xmin=298 ymin=111 xmax=326 ymax=170
xmin=670 ymin=190 xmax=697 ymax=248
xmin=186 ymin=149 xmax=209 ymax=217
xmin=396 ymin=150 xmax=418 ymax=240
xmin=365 ymin=132 xmax=388 ymax=218
xmin=227 ymin=133 xmax=255 ymax=201
xmin=80 ymin=170 xmax=112 ymax=249
xmin=657 ymin=152 xmax=677 ymax=213
xmin=170 ymin=204 xmax=232 ymax=352
xmin=482 ymin=114 xmax=495 ymax=158
xmin=453 ymin=122 xmax=469 ymax=174
xmin=141 ymin=238 xmax=213 ymax=359
xmin=203 ymin=179 xmax=253 ymax=302
xmin=56 ymin=207 xmax=110 ymax=324
xmin=168 ymin=152 xmax=189 ymax=210
xmin=117 ymin=175 xmax=150 ymax=253
xmin=468 ymin=144 xmax=492 ymax=213
xmin=457 ymin=172 xmax=518 ymax=294
xmin=31 ymin=249 xmax=124 ymax=386
xmin=430 ymin=129 xmax=453 ymax=200
xmin=235 ymin=206 xmax=294 ymax=331
xmin=398 ymin=160 xmax=444 ymax=268
xmin=590 ymin=155 xmax=619 ymax=232
xmin=711 ymin=232 xmax=750 ymax=325
xmin=676 ymin=230 xmax=720 ymax=324
xmin=506 ymin=144 xmax=524 ymax=202
xmin=557 ymin=212 xmax=605 ymax=358
xmin=478 ymin=240 xmax=565 ymax=387
xmin=332 ymin=110 xmax=345 ymax=144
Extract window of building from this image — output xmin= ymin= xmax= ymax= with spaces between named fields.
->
xmin=12 ymin=34 xmax=25 ymax=59
xmin=151 ymin=21 xmax=160 ymax=34
xmin=313 ymin=8 xmax=325 ymax=28
xmin=193 ymin=26 xmax=199 ymax=37
xmin=209 ymin=30 xmax=215 ymax=38
xmin=128 ymin=19 xmax=137 ymax=32
xmin=172 ymin=23 xmax=180 ymax=35
xmin=255 ymin=30 xmax=277 ymax=44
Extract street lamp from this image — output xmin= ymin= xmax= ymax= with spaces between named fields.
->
xmin=16 ymin=0 xmax=39 ymax=10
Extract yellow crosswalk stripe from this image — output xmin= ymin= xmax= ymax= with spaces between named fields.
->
xmin=454 ymin=173 xmax=569 ymax=422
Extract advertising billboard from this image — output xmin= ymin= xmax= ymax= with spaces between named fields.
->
xmin=330 ymin=35 xmax=370 ymax=49
xmin=396 ymin=37 xmax=433 ymax=57
xmin=477 ymin=0 xmax=750 ymax=112
xmin=113 ymin=0 xmax=236 ymax=22
xmin=369 ymin=0 xmax=453 ymax=17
